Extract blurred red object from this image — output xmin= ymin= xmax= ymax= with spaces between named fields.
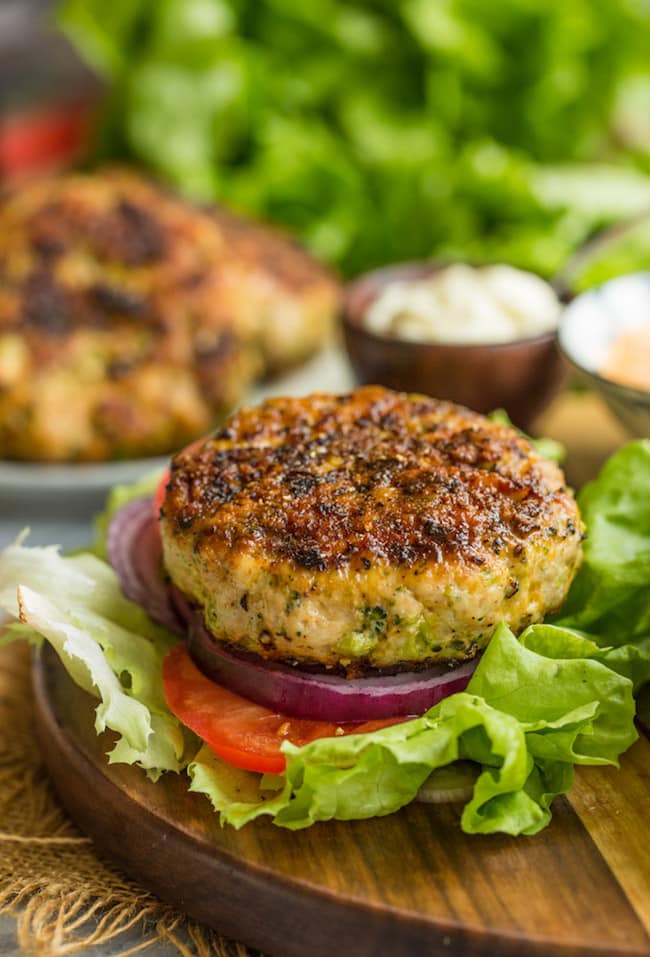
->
xmin=0 ymin=1 xmax=100 ymax=185
xmin=0 ymin=101 xmax=93 ymax=183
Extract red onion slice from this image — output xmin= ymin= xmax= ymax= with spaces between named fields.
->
xmin=108 ymin=500 xmax=479 ymax=721
xmin=107 ymin=498 xmax=183 ymax=634
xmin=186 ymin=607 xmax=478 ymax=722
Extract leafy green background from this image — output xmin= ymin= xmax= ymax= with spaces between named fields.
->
xmin=59 ymin=0 xmax=650 ymax=278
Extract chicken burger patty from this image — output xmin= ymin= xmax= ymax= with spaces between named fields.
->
xmin=161 ymin=386 xmax=583 ymax=674
xmin=210 ymin=207 xmax=340 ymax=374
xmin=0 ymin=169 xmax=338 ymax=462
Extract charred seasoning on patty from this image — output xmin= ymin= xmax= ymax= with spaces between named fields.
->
xmin=166 ymin=388 xmax=575 ymax=567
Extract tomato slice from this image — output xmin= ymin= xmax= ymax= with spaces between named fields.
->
xmin=163 ymin=643 xmax=402 ymax=774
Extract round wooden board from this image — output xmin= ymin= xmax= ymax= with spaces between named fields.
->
xmin=32 ymin=646 xmax=650 ymax=957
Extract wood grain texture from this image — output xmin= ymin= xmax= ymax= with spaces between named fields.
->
xmin=33 ymin=646 xmax=650 ymax=957
xmin=570 ymin=725 xmax=650 ymax=935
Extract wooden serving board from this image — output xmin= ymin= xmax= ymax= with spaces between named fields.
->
xmin=33 ymin=645 xmax=650 ymax=957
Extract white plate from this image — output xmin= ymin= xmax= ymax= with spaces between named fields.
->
xmin=0 ymin=456 xmax=169 ymax=498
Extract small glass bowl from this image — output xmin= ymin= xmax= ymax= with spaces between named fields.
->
xmin=558 ymin=272 xmax=650 ymax=438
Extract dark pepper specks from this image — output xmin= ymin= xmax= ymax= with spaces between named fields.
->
xmin=505 ymin=578 xmax=520 ymax=598
xmin=165 ymin=386 xmax=581 ymax=572
xmin=293 ymin=546 xmax=327 ymax=571
xmin=286 ymin=471 xmax=318 ymax=497
xmin=423 ymin=519 xmax=451 ymax=542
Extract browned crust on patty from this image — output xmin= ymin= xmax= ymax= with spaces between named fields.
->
xmin=165 ymin=386 xmax=581 ymax=572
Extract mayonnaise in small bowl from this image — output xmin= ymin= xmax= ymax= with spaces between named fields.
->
xmin=363 ymin=263 xmax=561 ymax=345
xmin=341 ymin=260 xmax=567 ymax=427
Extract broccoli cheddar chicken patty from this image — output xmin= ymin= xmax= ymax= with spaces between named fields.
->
xmin=0 ymin=169 xmax=338 ymax=461
xmin=161 ymin=387 xmax=583 ymax=673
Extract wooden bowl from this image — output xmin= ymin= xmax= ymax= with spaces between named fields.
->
xmin=341 ymin=262 xmax=566 ymax=430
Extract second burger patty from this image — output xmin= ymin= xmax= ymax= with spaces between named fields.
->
xmin=161 ymin=386 xmax=583 ymax=674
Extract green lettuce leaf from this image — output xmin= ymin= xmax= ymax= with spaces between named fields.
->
xmin=553 ymin=440 xmax=650 ymax=665
xmin=186 ymin=620 xmax=636 ymax=833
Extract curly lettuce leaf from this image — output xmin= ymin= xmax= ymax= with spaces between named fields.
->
xmin=559 ymin=216 xmax=650 ymax=294
xmin=0 ymin=538 xmax=187 ymax=779
xmin=554 ymin=440 xmax=650 ymax=656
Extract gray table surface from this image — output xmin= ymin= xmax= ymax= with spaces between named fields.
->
xmin=0 ymin=350 xmax=352 ymax=956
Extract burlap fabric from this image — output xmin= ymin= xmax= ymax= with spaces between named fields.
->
xmin=0 ymin=640 xmax=255 ymax=957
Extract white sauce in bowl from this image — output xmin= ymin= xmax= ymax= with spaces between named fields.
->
xmin=364 ymin=264 xmax=561 ymax=345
